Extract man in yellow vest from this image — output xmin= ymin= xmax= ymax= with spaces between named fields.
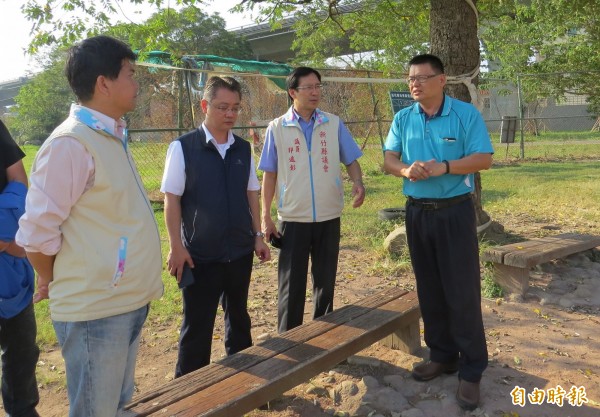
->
xmin=17 ymin=36 xmax=163 ymax=417
xmin=259 ymin=67 xmax=365 ymax=333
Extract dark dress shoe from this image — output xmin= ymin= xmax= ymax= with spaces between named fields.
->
xmin=456 ymin=379 xmax=480 ymax=410
xmin=411 ymin=360 xmax=458 ymax=381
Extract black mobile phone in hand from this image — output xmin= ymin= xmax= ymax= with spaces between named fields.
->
xmin=178 ymin=264 xmax=195 ymax=289
xmin=269 ymin=234 xmax=282 ymax=249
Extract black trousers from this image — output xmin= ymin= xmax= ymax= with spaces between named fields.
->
xmin=175 ymin=253 xmax=253 ymax=377
xmin=405 ymin=198 xmax=488 ymax=383
xmin=277 ymin=218 xmax=341 ymax=333
xmin=0 ymin=303 xmax=40 ymax=417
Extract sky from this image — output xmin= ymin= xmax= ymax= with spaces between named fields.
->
xmin=0 ymin=0 xmax=254 ymax=83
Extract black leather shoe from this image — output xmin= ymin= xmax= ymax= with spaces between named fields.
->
xmin=456 ymin=379 xmax=480 ymax=410
xmin=411 ymin=360 xmax=458 ymax=381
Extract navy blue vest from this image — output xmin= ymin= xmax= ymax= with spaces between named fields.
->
xmin=179 ymin=128 xmax=254 ymax=263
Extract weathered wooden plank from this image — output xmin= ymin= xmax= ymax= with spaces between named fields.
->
xmin=126 ymin=287 xmax=410 ymax=415
xmin=145 ymin=293 xmax=420 ymax=417
xmin=481 ymin=238 xmax=545 ymax=263
xmin=492 ymin=263 xmax=530 ymax=295
xmin=503 ymin=234 xmax=600 ymax=268
xmin=481 ymin=239 xmax=548 ymax=263
xmin=484 ymin=233 xmax=600 ymax=295
xmin=480 ymin=234 xmax=578 ymax=263
xmin=481 ymin=233 xmax=600 ymax=266
xmin=380 ymin=318 xmax=421 ymax=353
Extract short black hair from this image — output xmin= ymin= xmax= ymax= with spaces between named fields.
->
xmin=65 ymin=35 xmax=136 ymax=102
xmin=203 ymin=76 xmax=242 ymax=102
xmin=286 ymin=67 xmax=321 ymax=100
xmin=408 ymin=54 xmax=445 ymax=74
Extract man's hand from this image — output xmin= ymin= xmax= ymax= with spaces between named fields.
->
xmin=33 ymin=275 xmax=51 ymax=303
xmin=351 ymin=181 xmax=366 ymax=208
xmin=167 ymin=246 xmax=194 ymax=283
xmin=4 ymin=241 xmax=26 ymax=258
xmin=422 ymin=159 xmax=448 ymax=177
xmin=404 ymin=160 xmax=433 ymax=182
xmin=262 ymin=216 xmax=279 ymax=242
xmin=254 ymin=238 xmax=271 ymax=263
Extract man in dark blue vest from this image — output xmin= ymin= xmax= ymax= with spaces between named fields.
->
xmin=161 ymin=76 xmax=270 ymax=376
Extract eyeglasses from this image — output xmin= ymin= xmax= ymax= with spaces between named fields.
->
xmin=406 ymin=74 xmax=441 ymax=84
xmin=295 ymin=84 xmax=324 ymax=92
xmin=209 ymin=103 xmax=242 ymax=114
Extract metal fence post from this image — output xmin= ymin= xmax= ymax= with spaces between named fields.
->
xmin=366 ymin=70 xmax=386 ymax=157
xmin=516 ymin=74 xmax=525 ymax=159
xmin=177 ymin=71 xmax=184 ymax=130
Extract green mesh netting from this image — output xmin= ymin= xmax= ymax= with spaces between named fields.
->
xmin=139 ymin=51 xmax=292 ymax=90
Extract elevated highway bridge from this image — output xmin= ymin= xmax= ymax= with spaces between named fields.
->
xmin=0 ymin=77 xmax=32 ymax=111
xmin=229 ymin=3 xmax=360 ymax=62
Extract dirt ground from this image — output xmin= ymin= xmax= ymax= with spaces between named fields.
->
xmin=26 ymin=213 xmax=600 ymax=417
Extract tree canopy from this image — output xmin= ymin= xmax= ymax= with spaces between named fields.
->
xmin=109 ymin=6 xmax=253 ymax=59
xmin=20 ymin=0 xmax=600 ymax=112
xmin=10 ymin=50 xmax=73 ymax=144
xmin=11 ymin=4 xmax=253 ymax=143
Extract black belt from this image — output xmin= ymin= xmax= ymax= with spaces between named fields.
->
xmin=407 ymin=193 xmax=471 ymax=210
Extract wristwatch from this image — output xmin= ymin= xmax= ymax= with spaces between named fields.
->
xmin=254 ymin=231 xmax=265 ymax=238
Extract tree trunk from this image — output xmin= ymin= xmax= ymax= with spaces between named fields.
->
xmin=429 ymin=0 xmax=490 ymax=227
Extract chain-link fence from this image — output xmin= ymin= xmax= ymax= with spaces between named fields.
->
xmin=479 ymin=75 xmax=600 ymax=160
xmin=126 ymin=65 xmax=600 ymax=197
xmin=127 ymin=65 xmax=402 ymax=197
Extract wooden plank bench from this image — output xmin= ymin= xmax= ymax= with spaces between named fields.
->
xmin=481 ymin=233 xmax=600 ymax=295
xmin=124 ymin=287 xmax=420 ymax=417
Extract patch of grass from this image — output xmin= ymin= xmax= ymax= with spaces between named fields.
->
xmin=491 ymin=129 xmax=600 ymax=143
xmin=481 ymin=265 xmax=504 ymax=299
xmin=481 ymin=160 xmax=600 ymax=228
xmin=32 ymin=301 xmax=55 ymax=348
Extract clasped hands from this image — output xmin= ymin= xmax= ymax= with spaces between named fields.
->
xmin=405 ymin=159 xmax=446 ymax=182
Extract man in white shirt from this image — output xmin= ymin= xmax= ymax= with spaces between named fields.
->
xmin=161 ymin=76 xmax=270 ymax=376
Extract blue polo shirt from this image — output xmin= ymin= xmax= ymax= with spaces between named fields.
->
xmin=385 ymin=95 xmax=493 ymax=199
xmin=0 ymin=181 xmax=34 ymax=319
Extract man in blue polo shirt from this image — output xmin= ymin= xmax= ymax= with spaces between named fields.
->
xmin=384 ymin=54 xmax=493 ymax=411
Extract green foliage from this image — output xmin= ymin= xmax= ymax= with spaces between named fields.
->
xmin=11 ymin=52 xmax=73 ymax=144
xmin=21 ymin=0 xmax=201 ymax=54
xmin=22 ymin=1 xmax=252 ymax=59
xmin=479 ymin=0 xmax=600 ymax=113
xmin=481 ymin=265 xmax=504 ymax=299
xmin=108 ymin=6 xmax=254 ymax=59
xmin=19 ymin=0 xmax=600 ymax=116
xmin=290 ymin=0 xmax=429 ymax=70
xmin=241 ymin=0 xmax=600 ymax=111
xmin=13 ymin=4 xmax=255 ymax=145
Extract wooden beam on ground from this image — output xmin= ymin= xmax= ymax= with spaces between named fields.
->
xmin=482 ymin=233 xmax=600 ymax=295
xmin=126 ymin=287 xmax=416 ymax=416
xmin=142 ymin=292 xmax=420 ymax=417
